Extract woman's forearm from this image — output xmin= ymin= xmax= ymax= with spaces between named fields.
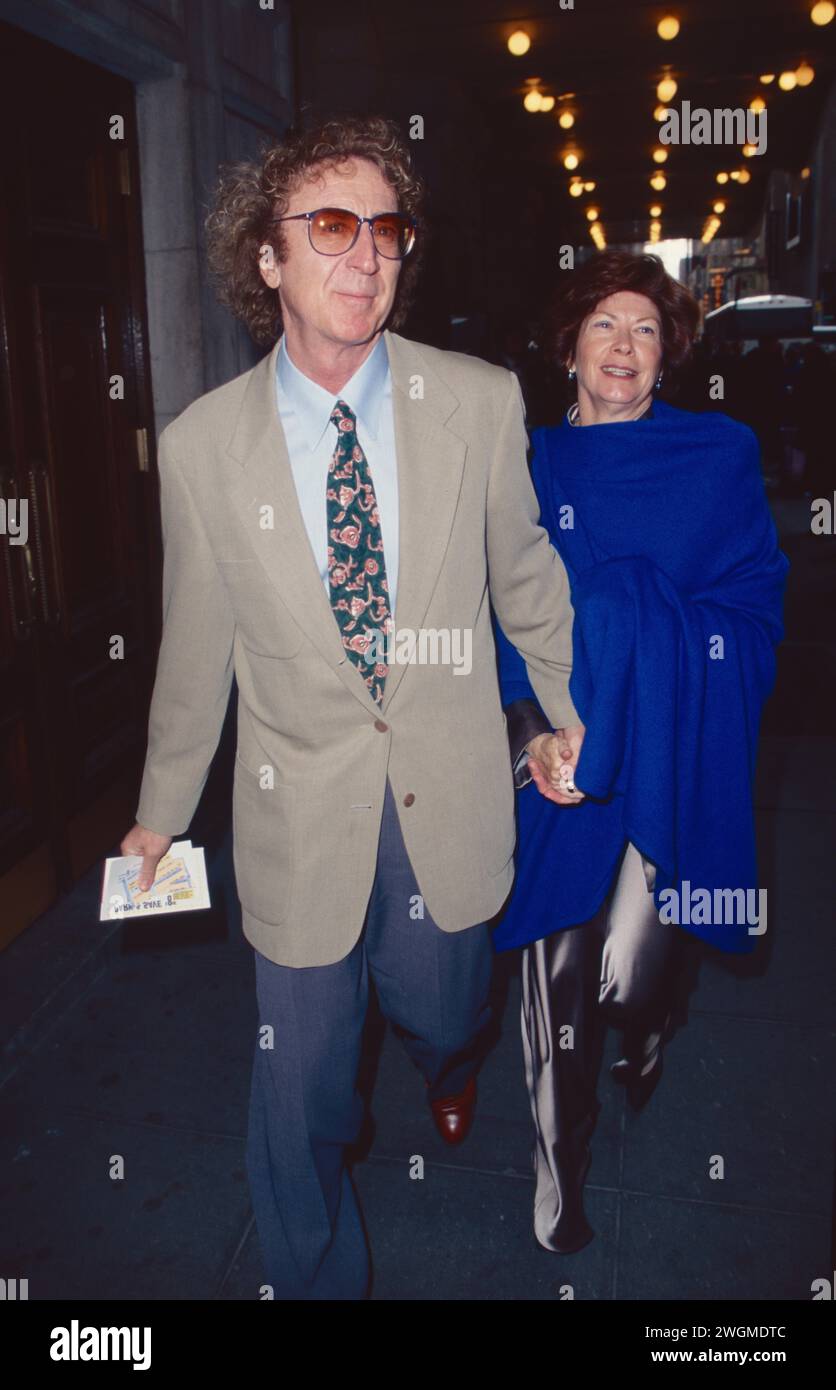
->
xmin=505 ymin=698 xmax=553 ymax=788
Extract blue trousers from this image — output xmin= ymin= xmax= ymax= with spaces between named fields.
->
xmin=245 ymin=777 xmax=494 ymax=1299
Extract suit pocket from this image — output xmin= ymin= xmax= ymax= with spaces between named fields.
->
xmin=232 ymin=755 xmax=296 ymax=924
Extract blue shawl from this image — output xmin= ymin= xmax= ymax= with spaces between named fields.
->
xmin=493 ymin=400 xmax=788 ymax=954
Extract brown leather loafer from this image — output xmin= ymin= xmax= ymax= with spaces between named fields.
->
xmin=427 ymin=1075 xmax=477 ymax=1145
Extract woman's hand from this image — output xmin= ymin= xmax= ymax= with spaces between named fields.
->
xmin=526 ymin=726 xmax=586 ymax=805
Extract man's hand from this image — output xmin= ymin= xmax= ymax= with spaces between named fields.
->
xmin=119 ymin=823 xmax=173 ymax=892
xmin=526 ymin=724 xmax=586 ymax=806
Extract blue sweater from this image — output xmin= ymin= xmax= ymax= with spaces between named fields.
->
xmin=493 ymin=401 xmax=788 ymax=954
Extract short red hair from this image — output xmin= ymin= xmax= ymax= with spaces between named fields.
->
xmin=551 ymin=250 xmax=700 ymax=374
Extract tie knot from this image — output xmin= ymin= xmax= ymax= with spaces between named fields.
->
xmin=330 ymin=399 xmax=356 ymax=432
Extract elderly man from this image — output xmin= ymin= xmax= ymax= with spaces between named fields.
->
xmin=120 ymin=115 xmax=582 ymax=1300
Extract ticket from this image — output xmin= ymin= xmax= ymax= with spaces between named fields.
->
xmin=100 ymin=840 xmax=210 ymax=920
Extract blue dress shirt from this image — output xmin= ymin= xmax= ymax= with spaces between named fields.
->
xmin=275 ymin=333 xmax=399 ymax=622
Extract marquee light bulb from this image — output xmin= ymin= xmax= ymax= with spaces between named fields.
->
xmin=508 ymin=31 xmax=531 ymax=56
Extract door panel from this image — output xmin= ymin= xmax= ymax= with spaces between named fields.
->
xmin=0 ymin=20 xmax=159 ymax=940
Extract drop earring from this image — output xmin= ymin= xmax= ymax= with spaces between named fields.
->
xmin=655 ymin=372 xmax=663 ymax=390
xmin=567 ymin=367 xmax=576 ymax=380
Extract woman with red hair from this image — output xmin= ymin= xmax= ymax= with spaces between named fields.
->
xmin=493 ymin=250 xmax=788 ymax=1254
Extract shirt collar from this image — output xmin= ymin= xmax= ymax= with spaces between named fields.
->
xmin=276 ymin=332 xmax=389 ymax=451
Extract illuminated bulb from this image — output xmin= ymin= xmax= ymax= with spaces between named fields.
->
xmin=801 ymin=166 xmax=811 ymax=178
xmin=649 ymin=204 xmax=663 ymax=217
xmin=759 ymin=74 xmax=775 ymax=84
xmin=583 ymin=181 xmax=596 ymax=191
xmin=507 ymin=30 xmax=531 ymax=56
xmin=653 ymin=147 xmax=668 ymax=164
xmin=586 ymin=207 xmax=599 ymax=222
xmin=650 ymin=220 xmax=662 ymax=233
xmin=716 ymin=171 xmax=729 ymax=183
xmin=657 ymin=76 xmax=678 ymax=102
xmin=742 ymin=143 xmax=757 ymax=157
xmin=563 ymin=152 xmax=580 ymax=169
xmin=569 ymin=180 xmax=584 ymax=197
xmin=778 ymin=71 xmax=797 ymax=91
xmin=650 ymin=172 xmax=667 ymax=190
xmin=796 ymin=63 xmax=815 ymax=86
xmin=524 ymin=89 xmax=543 ymax=112
xmin=713 ymin=200 xmax=726 ymax=213
xmin=540 ymin=95 xmax=555 ymax=112
xmin=729 ymin=170 xmax=740 ymax=180
xmin=657 ymin=16 xmax=680 ymax=40
xmin=654 ymin=104 xmax=671 ymax=121
xmin=737 ymin=168 xmax=751 ymax=184
xmin=749 ymin=96 xmax=766 ymax=113
xmin=810 ymin=2 xmax=835 ymax=25
xmin=559 ymin=111 xmax=575 ymax=129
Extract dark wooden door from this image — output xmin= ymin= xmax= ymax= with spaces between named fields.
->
xmin=0 ymin=21 xmax=159 ymax=948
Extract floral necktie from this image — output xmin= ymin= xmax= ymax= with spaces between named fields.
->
xmin=327 ymin=400 xmax=392 ymax=703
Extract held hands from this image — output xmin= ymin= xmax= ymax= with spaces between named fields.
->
xmin=119 ymin=823 xmax=173 ymax=892
xmin=526 ymin=724 xmax=586 ymax=806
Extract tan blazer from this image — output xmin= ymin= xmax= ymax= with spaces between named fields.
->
xmin=135 ymin=330 xmax=578 ymax=967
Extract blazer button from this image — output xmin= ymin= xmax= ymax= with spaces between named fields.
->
xmin=374 ymin=719 xmax=389 ymax=732
xmin=403 ymin=792 xmax=415 ymax=806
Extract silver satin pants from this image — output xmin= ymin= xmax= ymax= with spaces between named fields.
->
xmin=520 ymin=841 xmax=677 ymax=1253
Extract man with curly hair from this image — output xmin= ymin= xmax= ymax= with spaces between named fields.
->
xmin=119 ymin=114 xmax=581 ymax=1299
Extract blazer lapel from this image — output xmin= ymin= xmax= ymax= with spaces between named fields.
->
xmin=380 ymin=330 xmax=466 ymax=711
xmin=225 ymin=340 xmax=380 ymax=711
xmin=225 ymin=330 xmax=467 ymax=715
